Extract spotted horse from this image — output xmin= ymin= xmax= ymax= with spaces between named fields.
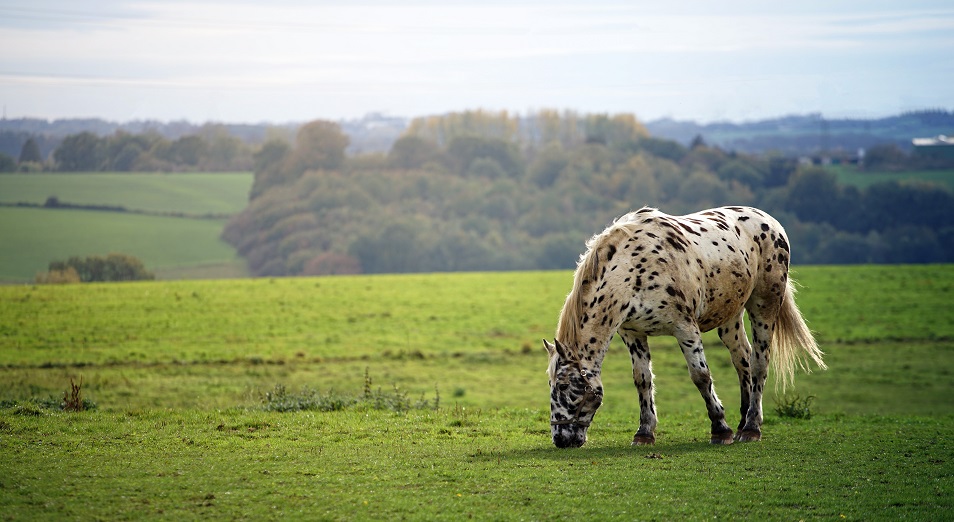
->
xmin=544 ymin=206 xmax=826 ymax=448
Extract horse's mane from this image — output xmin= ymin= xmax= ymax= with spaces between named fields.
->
xmin=557 ymin=208 xmax=654 ymax=350
xmin=556 ymin=236 xmax=601 ymax=351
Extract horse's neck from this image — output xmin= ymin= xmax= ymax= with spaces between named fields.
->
xmin=568 ymin=326 xmax=614 ymax=376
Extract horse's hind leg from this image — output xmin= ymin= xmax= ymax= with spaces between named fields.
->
xmin=675 ymin=324 xmax=734 ymax=444
xmin=718 ymin=312 xmax=755 ymax=440
xmin=738 ymin=297 xmax=780 ymax=442
xmin=620 ymin=329 xmax=657 ymax=445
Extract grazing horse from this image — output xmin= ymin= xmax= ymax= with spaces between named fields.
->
xmin=544 ymin=206 xmax=826 ymax=448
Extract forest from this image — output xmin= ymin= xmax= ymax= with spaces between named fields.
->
xmin=221 ymin=110 xmax=954 ymax=276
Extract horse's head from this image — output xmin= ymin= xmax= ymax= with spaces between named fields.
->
xmin=543 ymin=339 xmax=604 ymax=448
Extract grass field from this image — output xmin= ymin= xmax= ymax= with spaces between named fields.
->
xmin=0 ymin=172 xmax=253 ymax=215
xmin=0 ymin=208 xmax=245 ymax=282
xmin=826 ymin=164 xmax=954 ymax=191
xmin=0 ymin=173 xmax=253 ymax=282
xmin=1 ymin=266 xmax=952 ymax=519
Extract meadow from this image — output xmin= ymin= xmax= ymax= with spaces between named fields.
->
xmin=1 ymin=265 xmax=952 ymax=519
xmin=0 ymin=173 xmax=253 ymax=282
xmin=0 ymin=172 xmax=253 ymax=215
xmin=826 ymin=164 xmax=954 ymax=191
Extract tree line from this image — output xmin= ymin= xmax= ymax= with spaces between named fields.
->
xmin=222 ymin=110 xmax=954 ymax=276
xmin=0 ymin=115 xmax=406 ymax=173
xmin=0 ymin=124 xmax=266 ymax=173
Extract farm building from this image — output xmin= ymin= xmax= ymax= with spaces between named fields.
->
xmin=912 ymin=134 xmax=954 ymax=161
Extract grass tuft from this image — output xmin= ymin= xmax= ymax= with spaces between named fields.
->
xmin=260 ymin=368 xmax=439 ymax=413
xmin=775 ymin=393 xmax=817 ymax=419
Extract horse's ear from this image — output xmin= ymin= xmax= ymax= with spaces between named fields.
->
xmin=553 ymin=339 xmax=574 ymax=361
xmin=543 ymin=339 xmax=557 ymax=357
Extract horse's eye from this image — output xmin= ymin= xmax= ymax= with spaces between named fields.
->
xmin=558 ymin=382 xmax=570 ymax=391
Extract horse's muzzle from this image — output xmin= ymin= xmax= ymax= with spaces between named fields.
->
xmin=552 ymin=425 xmax=588 ymax=448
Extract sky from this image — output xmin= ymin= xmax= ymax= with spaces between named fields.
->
xmin=1 ymin=0 xmax=953 ymax=124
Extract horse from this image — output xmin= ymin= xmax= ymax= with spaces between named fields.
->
xmin=544 ymin=206 xmax=826 ymax=448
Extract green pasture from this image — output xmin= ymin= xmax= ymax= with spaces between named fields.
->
xmin=0 ymin=172 xmax=253 ymax=215
xmin=826 ymin=164 xmax=954 ymax=191
xmin=0 ymin=172 xmax=253 ymax=282
xmin=3 ymin=409 xmax=950 ymax=520
xmin=0 ymin=207 xmax=245 ymax=282
xmin=1 ymin=266 xmax=953 ymax=519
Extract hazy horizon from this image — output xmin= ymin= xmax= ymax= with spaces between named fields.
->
xmin=2 ymin=1 xmax=952 ymax=125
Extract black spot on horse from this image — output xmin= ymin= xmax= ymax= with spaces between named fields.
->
xmin=776 ymin=236 xmax=790 ymax=252
xmin=666 ymin=236 xmax=687 ymax=252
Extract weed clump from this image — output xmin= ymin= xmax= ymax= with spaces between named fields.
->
xmin=0 ymin=378 xmax=97 ymax=413
xmin=775 ymin=393 xmax=816 ymax=419
xmin=63 ymin=378 xmax=85 ymax=412
xmin=261 ymin=368 xmax=439 ymax=413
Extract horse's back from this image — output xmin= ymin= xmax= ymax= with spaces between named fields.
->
xmin=608 ymin=206 xmax=791 ymax=333
xmin=690 ymin=206 xmax=792 ymax=320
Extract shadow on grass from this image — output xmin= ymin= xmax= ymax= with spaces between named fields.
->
xmin=476 ymin=438 xmax=734 ymax=463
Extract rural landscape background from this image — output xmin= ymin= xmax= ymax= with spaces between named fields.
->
xmin=1 ymin=107 xmax=952 ymax=519
xmin=2 ymin=109 xmax=953 ymax=283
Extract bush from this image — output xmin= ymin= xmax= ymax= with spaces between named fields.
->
xmin=35 ymin=266 xmax=81 ymax=284
xmin=46 ymin=253 xmax=155 ymax=282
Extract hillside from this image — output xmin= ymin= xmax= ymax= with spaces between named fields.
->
xmin=0 ymin=173 xmax=253 ymax=282
xmin=224 ymin=111 xmax=954 ymax=277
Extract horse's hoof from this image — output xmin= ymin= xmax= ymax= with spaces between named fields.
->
xmin=710 ymin=430 xmax=734 ymax=445
xmin=736 ymin=429 xmax=761 ymax=442
xmin=632 ymin=434 xmax=656 ymax=446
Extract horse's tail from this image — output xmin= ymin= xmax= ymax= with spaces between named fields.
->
xmin=772 ymin=277 xmax=827 ymax=392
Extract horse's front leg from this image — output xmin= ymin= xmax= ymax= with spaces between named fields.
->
xmin=620 ymin=329 xmax=657 ymax=445
xmin=676 ymin=324 xmax=734 ymax=444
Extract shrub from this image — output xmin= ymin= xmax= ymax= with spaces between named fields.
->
xmin=46 ymin=253 xmax=155 ymax=282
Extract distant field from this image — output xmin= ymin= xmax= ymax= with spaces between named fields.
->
xmin=826 ymin=164 xmax=954 ymax=191
xmin=0 ymin=208 xmax=245 ymax=282
xmin=0 ymin=172 xmax=253 ymax=282
xmin=0 ymin=172 xmax=253 ymax=215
